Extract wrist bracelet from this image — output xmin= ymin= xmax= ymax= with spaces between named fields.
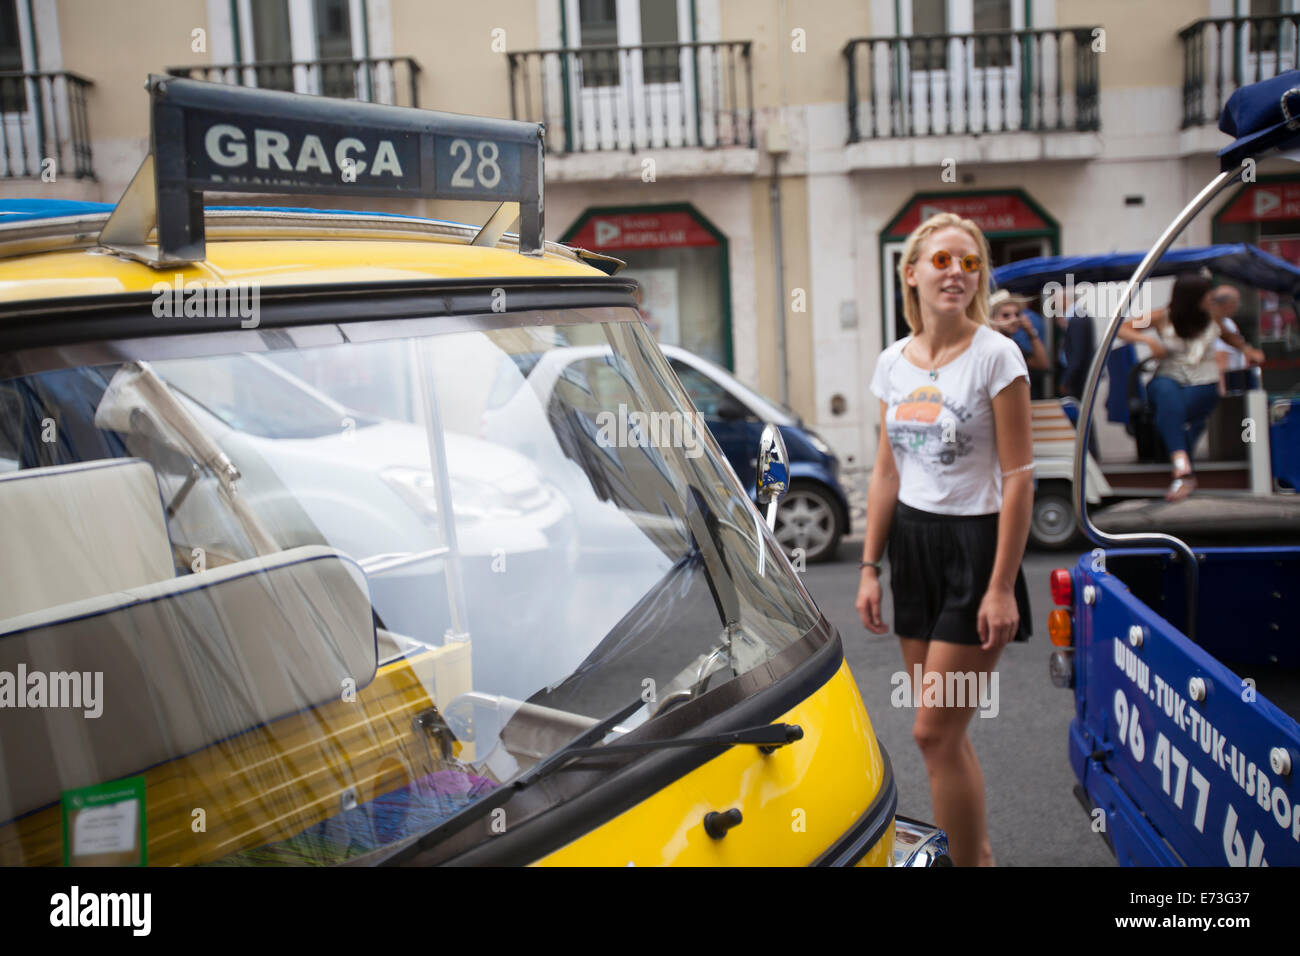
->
xmin=859 ymin=559 xmax=883 ymax=570
xmin=1001 ymin=462 xmax=1035 ymax=478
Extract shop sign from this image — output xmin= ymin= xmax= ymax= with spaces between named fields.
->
xmin=567 ymin=210 xmax=719 ymax=250
xmin=886 ymin=193 xmax=1049 ymax=238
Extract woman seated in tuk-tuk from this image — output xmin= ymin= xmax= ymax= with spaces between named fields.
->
xmin=1117 ymin=273 xmax=1265 ymax=501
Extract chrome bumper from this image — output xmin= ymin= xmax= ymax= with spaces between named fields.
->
xmin=892 ymin=815 xmax=952 ymax=867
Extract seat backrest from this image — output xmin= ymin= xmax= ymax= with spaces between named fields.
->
xmin=0 ymin=458 xmax=175 ymax=618
xmin=0 ymin=545 xmax=377 ymax=825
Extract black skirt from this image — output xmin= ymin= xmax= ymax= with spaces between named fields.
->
xmin=886 ymin=501 xmax=1032 ymax=645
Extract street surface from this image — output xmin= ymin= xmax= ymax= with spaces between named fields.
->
xmin=801 ymin=539 xmax=1116 ymax=866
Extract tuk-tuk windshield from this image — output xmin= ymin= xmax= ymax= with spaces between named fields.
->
xmin=0 ymin=306 xmax=818 ymax=866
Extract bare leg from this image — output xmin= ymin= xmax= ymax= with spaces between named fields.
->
xmin=898 ymin=637 xmax=928 ymax=704
xmin=910 ymin=639 xmax=1003 ymax=866
xmin=1167 ymin=450 xmax=1195 ymax=501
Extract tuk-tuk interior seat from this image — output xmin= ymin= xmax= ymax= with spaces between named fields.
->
xmin=0 ymin=457 xmax=177 ymax=619
xmin=0 ymin=543 xmax=379 ymax=831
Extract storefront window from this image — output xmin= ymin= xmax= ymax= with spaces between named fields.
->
xmin=565 ymin=207 xmax=731 ymax=368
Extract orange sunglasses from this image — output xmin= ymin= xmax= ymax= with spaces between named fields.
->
xmin=930 ymin=250 xmax=983 ymax=274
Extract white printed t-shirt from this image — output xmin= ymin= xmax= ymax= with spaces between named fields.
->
xmin=870 ymin=324 xmax=1030 ymax=515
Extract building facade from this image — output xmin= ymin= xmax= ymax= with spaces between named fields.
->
xmin=2 ymin=0 xmax=1297 ymax=492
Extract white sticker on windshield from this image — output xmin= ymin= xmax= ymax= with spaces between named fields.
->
xmin=73 ymin=798 xmax=139 ymax=856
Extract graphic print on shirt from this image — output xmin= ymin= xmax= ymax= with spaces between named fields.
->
xmin=888 ymin=384 xmax=974 ymax=472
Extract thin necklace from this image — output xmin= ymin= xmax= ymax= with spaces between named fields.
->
xmin=916 ymin=333 xmax=967 ymax=381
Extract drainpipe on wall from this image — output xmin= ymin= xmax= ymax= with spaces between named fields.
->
xmin=770 ymin=155 xmax=788 ymax=406
xmin=769 ymin=0 xmax=790 ymax=406
xmin=229 ymin=0 xmax=243 ymax=64
xmin=23 ymin=0 xmax=46 ymax=165
xmin=22 ymin=0 xmax=37 ymax=68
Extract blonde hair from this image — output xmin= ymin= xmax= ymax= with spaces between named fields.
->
xmin=897 ymin=212 xmax=992 ymax=335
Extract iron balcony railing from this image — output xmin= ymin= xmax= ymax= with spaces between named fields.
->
xmin=167 ymin=56 xmax=421 ymax=107
xmin=0 ymin=71 xmax=94 ymax=180
xmin=1181 ymin=14 xmax=1300 ymax=128
xmin=506 ymin=41 xmax=754 ymax=154
xmin=844 ymin=28 xmax=1100 ymax=142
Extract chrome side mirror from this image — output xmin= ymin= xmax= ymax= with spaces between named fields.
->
xmin=756 ymin=423 xmax=790 ymax=531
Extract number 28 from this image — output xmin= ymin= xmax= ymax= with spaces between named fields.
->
xmin=449 ymin=138 xmax=501 ymax=189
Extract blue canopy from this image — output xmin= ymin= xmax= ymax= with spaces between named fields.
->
xmin=0 ymin=197 xmax=454 ymax=224
xmin=0 ymin=199 xmax=112 ymax=222
xmin=992 ymin=243 xmax=1300 ymax=299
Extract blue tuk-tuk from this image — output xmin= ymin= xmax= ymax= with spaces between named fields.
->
xmin=1047 ymin=71 xmax=1300 ymax=866
xmin=993 ymin=243 xmax=1300 ymax=548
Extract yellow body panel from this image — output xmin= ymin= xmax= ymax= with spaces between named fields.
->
xmin=0 ymin=238 xmax=604 ymax=304
xmin=0 ymin=644 xmax=468 ymax=867
xmin=534 ymin=660 xmax=890 ymax=866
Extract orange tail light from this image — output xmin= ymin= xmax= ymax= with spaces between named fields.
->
xmin=1048 ymin=608 xmax=1073 ymax=646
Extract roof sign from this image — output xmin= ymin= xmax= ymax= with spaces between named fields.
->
xmin=105 ymin=75 xmax=545 ymax=263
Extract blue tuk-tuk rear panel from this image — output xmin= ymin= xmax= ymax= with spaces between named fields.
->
xmin=1069 ymin=547 xmax=1300 ymax=866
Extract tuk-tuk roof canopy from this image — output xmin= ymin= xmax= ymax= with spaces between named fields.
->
xmin=992 ymin=243 xmax=1300 ymax=299
xmin=1219 ymin=69 xmax=1300 ymax=171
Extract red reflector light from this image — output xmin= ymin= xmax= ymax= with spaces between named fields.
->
xmin=1050 ymin=568 xmax=1073 ymax=606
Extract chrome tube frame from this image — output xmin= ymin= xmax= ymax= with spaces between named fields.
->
xmin=415 ymin=337 xmax=472 ymax=643
xmin=1073 ymin=166 xmax=1247 ymax=644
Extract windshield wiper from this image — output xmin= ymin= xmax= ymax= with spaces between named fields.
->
xmin=381 ymin=693 xmax=647 ymax=865
xmin=383 ymin=694 xmax=801 ymax=865
xmin=552 ymin=722 xmax=803 ymax=761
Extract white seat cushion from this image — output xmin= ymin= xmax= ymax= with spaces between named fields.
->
xmin=0 ymin=545 xmax=377 ymax=824
xmin=0 ymin=458 xmax=175 ymax=619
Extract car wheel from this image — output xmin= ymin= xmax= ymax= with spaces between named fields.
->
xmin=1030 ymin=487 xmax=1080 ymax=550
xmin=773 ymin=482 xmax=842 ymax=564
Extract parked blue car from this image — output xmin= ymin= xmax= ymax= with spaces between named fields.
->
xmin=661 ymin=345 xmax=850 ymax=564
xmin=479 ymin=342 xmax=851 ymax=564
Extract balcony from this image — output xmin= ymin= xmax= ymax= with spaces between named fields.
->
xmin=166 ymin=56 xmax=421 ymax=107
xmin=844 ymin=28 xmax=1100 ymax=142
xmin=1181 ymin=15 xmax=1300 ymax=129
xmin=0 ymin=71 xmax=94 ymax=180
xmin=506 ymin=42 xmax=754 ymax=155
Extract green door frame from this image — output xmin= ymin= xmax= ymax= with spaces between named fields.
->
xmin=562 ymin=202 xmax=734 ymax=370
xmin=877 ymin=187 xmax=1061 ymax=344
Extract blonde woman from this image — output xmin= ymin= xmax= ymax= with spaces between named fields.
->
xmin=855 ymin=212 xmax=1034 ymax=867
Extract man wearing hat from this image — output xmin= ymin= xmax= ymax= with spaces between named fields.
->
xmin=990 ymin=289 xmax=1049 ymax=397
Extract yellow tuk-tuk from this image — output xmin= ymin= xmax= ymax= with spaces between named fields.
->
xmin=0 ymin=77 xmax=947 ymax=867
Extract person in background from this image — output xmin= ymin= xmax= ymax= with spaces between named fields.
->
xmin=1023 ymin=303 xmax=1050 ymax=398
xmin=990 ymin=290 xmax=1050 ymax=384
xmin=1118 ymin=274 xmax=1265 ymax=501
xmin=1058 ymin=295 xmax=1096 ymax=402
xmin=1008 ymin=297 xmax=1049 ymax=399
xmin=1209 ymin=285 xmax=1252 ymax=393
